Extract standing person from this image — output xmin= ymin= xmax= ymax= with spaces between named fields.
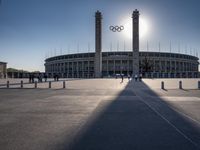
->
xmin=121 ymin=74 xmax=124 ymax=83
xmin=53 ymin=74 xmax=56 ymax=81
xmin=37 ymin=74 xmax=40 ymax=83
xmin=139 ymin=73 xmax=142 ymax=81
xmin=56 ymin=74 xmax=59 ymax=81
xmin=39 ymin=74 xmax=43 ymax=82
xmin=134 ymin=74 xmax=138 ymax=81
xmin=128 ymin=74 xmax=130 ymax=82
xmin=29 ymin=73 xmax=32 ymax=83
xmin=32 ymin=74 xmax=35 ymax=83
xmin=44 ymin=74 xmax=47 ymax=82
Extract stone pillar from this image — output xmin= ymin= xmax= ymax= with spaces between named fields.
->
xmin=88 ymin=61 xmax=89 ymax=78
xmin=4 ymin=63 xmax=7 ymax=79
xmin=120 ymin=60 xmax=122 ymax=74
xmin=132 ymin=9 xmax=140 ymax=76
xmin=76 ymin=62 xmax=78 ymax=78
xmin=107 ymin=60 xmax=109 ymax=76
xmin=72 ymin=62 xmax=74 ymax=78
xmin=64 ymin=62 xmax=66 ymax=78
xmin=128 ymin=59 xmax=130 ymax=75
xmin=82 ymin=61 xmax=84 ymax=78
xmin=164 ymin=61 xmax=167 ymax=75
xmin=174 ymin=61 xmax=177 ymax=78
xmin=94 ymin=10 xmax=102 ymax=78
xmin=67 ymin=62 xmax=69 ymax=78
xmin=114 ymin=60 xmax=116 ymax=75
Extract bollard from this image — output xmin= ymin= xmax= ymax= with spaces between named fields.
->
xmin=21 ymin=80 xmax=23 ymax=88
xmin=35 ymin=81 xmax=37 ymax=88
xmin=63 ymin=81 xmax=66 ymax=88
xmin=161 ymin=81 xmax=164 ymax=89
xmin=7 ymin=81 xmax=9 ymax=88
xmin=179 ymin=81 xmax=182 ymax=89
xmin=198 ymin=81 xmax=200 ymax=89
xmin=49 ymin=81 xmax=51 ymax=88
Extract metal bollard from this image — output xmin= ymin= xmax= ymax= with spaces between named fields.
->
xmin=179 ymin=81 xmax=182 ymax=89
xmin=198 ymin=81 xmax=200 ymax=89
xmin=21 ymin=80 xmax=23 ymax=88
xmin=35 ymin=81 xmax=37 ymax=88
xmin=49 ymin=81 xmax=51 ymax=88
xmin=63 ymin=81 xmax=66 ymax=88
xmin=161 ymin=81 xmax=164 ymax=89
xmin=7 ymin=81 xmax=9 ymax=88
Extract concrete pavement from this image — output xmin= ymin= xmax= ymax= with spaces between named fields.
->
xmin=0 ymin=79 xmax=200 ymax=150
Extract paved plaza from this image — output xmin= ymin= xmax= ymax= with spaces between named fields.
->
xmin=0 ymin=78 xmax=200 ymax=150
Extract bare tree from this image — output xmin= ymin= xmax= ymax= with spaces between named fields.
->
xmin=141 ymin=55 xmax=153 ymax=73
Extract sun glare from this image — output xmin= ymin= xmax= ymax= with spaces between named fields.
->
xmin=121 ymin=17 xmax=149 ymax=39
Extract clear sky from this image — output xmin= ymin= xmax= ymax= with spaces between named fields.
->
xmin=0 ymin=0 xmax=199 ymax=71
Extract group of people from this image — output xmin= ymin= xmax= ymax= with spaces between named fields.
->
xmin=29 ymin=73 xmax=61 ymax=83
xmin=134 ymin=73 xmax=143 ymax=81
xmin=118 ymin=73 xmax=143 ymax=83
xmin=29 ymin=73 xmax=48 ymax=83
xmin=53 ymin=74 xmax=60 ymax=81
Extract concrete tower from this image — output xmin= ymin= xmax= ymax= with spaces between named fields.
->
xmin=132 ymin=9 xmax=140 ymax=76
xmin=95 ymin=10 xmax=102 ymax=78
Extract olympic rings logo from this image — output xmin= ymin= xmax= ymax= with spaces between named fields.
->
xmin=109 ymin=26 xmax=124 ymax=32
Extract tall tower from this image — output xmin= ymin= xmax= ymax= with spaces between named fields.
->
xmin=132 ymin=9 xmax=140 ymax=76
xmin=95 ymin=10 xmax=102 ymax=78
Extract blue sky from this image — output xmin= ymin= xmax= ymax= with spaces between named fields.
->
xmin=0 ymin=0 xmax=199 ymax=71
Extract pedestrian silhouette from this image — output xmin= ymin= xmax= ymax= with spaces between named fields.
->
xmin=121 ymin=74 xmax=124 ymax=83
xmin=139 ymin=73 xmax=142 ymax=81
xmin=44 ymin=74 xmax=47 ymax=82
xmin=128 ymin=74 xmax=130 ymax=81
xmin=134 ymin=74 xmax=138 ymax=81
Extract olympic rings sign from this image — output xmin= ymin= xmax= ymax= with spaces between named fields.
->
xmin=109 ymin=26 xmax=124 ymax=32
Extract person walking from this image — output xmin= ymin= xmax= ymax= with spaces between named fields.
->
xmin=139 ymin=73 xmax=142 ymax=81
xmin=29 ymin=73 xmax=32 ymax=83
xmin=121 ymin=74 xmax=124 ymax=83
xmin=134 ymin=74 xmax=138 ymax=81
xmin=39 ymin=74 xmax=43 ymax=82
xmin=31 ymin=74 xmax=35 ymax=83
xmin=53 ymin=74 xmax=56 ymax=81
xmin=37 ymin=74 xmax=40 ymax=83
xmin=128 ymin=74 xmax=130 ymax=81
xmin=44 ymin=74 xmax=47 ymax=82
xmin=56 ymin=74 xmax=59 ymax=81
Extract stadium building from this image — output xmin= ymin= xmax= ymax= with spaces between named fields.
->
xmin=45 ymin=10 xmax=199 ymax=78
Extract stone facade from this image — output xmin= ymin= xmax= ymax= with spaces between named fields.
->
xmin=0 ymin=62 xmax=7 ymax=78
xmin=45 ymin=51 xmax=199 ymax=78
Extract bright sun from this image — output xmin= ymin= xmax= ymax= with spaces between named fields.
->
xmin=121 ymin=17 xmax=149 ymax=39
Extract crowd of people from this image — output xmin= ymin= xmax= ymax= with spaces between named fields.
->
xmin=134 ymin=73 xmax=143 ymax=81
xmin=29 ymin=73 xmax=48 ymax=83
xmin=117 ymin=73 xmax=143 ymax=83
xmin=28 ymin=73 xmax=142 ymax=83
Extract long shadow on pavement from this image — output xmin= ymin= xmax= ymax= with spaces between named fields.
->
xmin=67 ymin=79 xmax=200 ymax=150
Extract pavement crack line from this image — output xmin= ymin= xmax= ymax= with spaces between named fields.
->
xmin=136 ymin=94 xmax=200 ymax=149
xmin=148 ymin=95 xmax=200 ymax=126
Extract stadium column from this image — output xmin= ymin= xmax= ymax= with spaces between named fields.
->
xmin=106 ymin=60 xmax=108 ymax=75
xmin=87 ymin=61 xmax=89 ymax=78
xmin=132 ymin=9 xmax=140 ymax=76
xmin=95 ymin=10 xmax=102 ymax=78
